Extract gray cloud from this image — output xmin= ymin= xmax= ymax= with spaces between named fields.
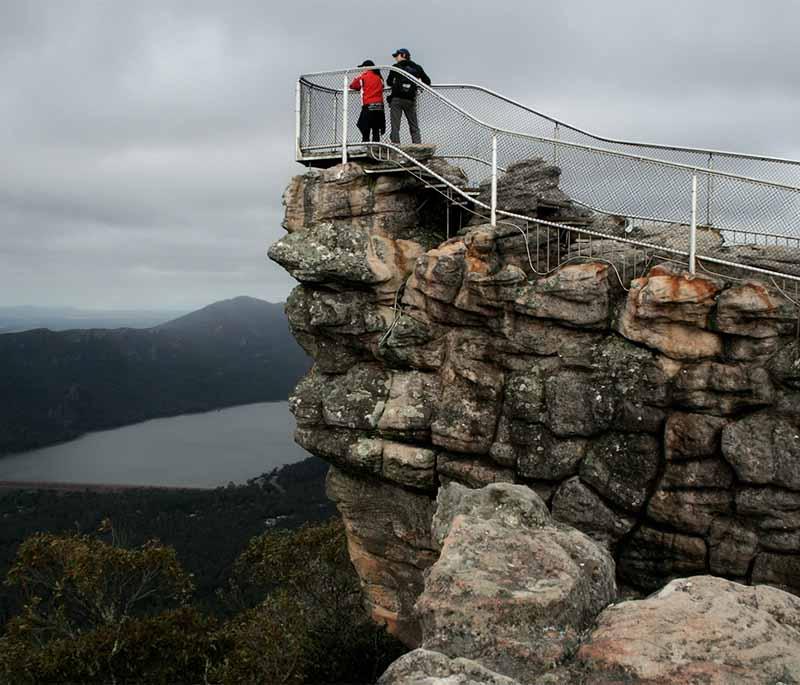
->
xmin=2 ymin=0 xmax=799 ymax=308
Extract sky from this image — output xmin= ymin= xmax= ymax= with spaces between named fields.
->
xmin=2 ymin=0 xmax=800 ymax=309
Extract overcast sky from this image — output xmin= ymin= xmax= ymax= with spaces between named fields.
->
xmin=3 ymin=0 xmax=799 ymax=309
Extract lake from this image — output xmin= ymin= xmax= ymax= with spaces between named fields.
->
xmin=0 ymin=402 xmax=309 ymax=488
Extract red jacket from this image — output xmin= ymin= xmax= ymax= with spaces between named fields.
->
xmin=349 ymin=70 xmax=384 ymax=106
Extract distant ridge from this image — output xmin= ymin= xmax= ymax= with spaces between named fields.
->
xmin=156 ymin=296 xmax=285 ymax=337
xmin=0 ymin=297 xmax=310 ymax=455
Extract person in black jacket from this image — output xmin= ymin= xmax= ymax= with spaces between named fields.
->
xmin=386 ymin=48 xmax=431 ymax=144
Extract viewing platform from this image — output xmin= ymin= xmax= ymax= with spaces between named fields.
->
xmin=295 ymin=66 xmax=800 ymax=293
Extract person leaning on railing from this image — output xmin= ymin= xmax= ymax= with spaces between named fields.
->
xmin=386 ymin=48 xmax=431 ymax=145
xmin=349 ymin=60 xmax=386 ymax=143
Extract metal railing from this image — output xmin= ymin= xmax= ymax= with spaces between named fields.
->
xmin=434 ymin=83 xmax=800 ymax=190
xmin=296 ymin=66 xmax=800 ymax=287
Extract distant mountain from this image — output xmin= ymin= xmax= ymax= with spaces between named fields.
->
xmin=0 ymin=306 xmax=185 ymax=333
xmin=0 ymin=297 xmax=310 ymax=455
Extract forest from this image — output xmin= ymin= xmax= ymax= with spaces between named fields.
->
xmin=0 ymin=458 xmax=406 ymax=683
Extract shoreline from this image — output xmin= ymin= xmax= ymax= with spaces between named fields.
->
xmin=0 ymin=398 xmax=292 ymax=460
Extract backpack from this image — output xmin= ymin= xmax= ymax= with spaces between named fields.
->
xmin=393 ymin=62 xmax=422 ymax=99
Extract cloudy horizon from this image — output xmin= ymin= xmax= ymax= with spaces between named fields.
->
xmin=3 ymin=0 xmax=800 ymax=309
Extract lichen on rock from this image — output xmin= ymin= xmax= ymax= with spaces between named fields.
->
xmin=270 ymin=153 xmax=800 ymax=649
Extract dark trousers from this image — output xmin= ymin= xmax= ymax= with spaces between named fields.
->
xmin=389 ymin=98 xmax=421 ymax=144
xmin=357 ymin=105 xmax=385 ymax=142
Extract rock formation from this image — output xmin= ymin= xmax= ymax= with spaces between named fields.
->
xmin=417 ymin=483 xmax=616 ymax=682
xmin=378 ymin=482 xmax=800 ymax=684
xmin=577 ymin=575 xmax=800 ymax=683
xmin=269 ymin=150 xmax=800 ymax=647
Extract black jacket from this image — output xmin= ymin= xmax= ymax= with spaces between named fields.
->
xmin=387 ymin=60 xmax=431 ymax=101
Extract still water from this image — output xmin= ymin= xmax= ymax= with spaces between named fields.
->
xmin=0 ymin=402 xmax=308 ymax=488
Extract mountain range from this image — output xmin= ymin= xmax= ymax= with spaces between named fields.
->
xmin=0 ymin=306 xmax=186 ymax=333
xmin=0 ymin=296 xmax=310 ymax=455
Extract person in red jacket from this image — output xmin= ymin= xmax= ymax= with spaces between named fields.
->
xmin=349 ymin=60 xmax=385 ymax=143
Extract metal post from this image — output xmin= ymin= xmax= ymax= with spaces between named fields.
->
xmin=689 ymin=174 xmax=698 ymax=275
xmin=554 ymin=123 xmax=559 ymax=165
xmin=333 ymin=92 xmax=339 ymax=147
xmin=303 ymin=86 xmax=311 ymax=148
xmin=491 ymin=133 xmax=498 ymax=227
xmin=342 ymin=73 xmax=349 ymax=164
xmin=295 ymin=80 xmax=302 ymax=161
xmin=705 ymin=152 xmax=714 ymax=226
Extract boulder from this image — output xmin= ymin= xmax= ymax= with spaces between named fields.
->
xmin=378 ymin=649 xmax=521 ymax=685
xmin=577 ymin=576 xmax=800 ymax=683
xmin=429 ymin=482 xmax=551 ymax=549
xmin=418 ymin=483 xmax=616 ymax=682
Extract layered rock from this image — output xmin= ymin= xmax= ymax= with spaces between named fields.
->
xmin=270 ymin=154 xmax=800 ymax=644
xmin=378 ymin=484 xmax=800 ymax=684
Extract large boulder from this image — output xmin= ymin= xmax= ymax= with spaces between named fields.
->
xmin=577 ymin=576 xmax=800 ymax=683
xmin=416 ymin=483 xmax=616 ymax=683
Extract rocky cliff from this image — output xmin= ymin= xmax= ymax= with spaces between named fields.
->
xmin=269 ymin=150 xmax=800 ymax=649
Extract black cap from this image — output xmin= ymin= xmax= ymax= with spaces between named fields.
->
xmin=358 ymin=59 xmax=375 ymax=67
xmin=392 ymin=48 xmax=410 ymax=58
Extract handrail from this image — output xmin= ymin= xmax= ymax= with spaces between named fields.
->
xmin=297 ymin=66 xmax=800 ymax=284
xmin=298 ymin=66 xmax=800 ymax=192
xmin=434 ymin=83 xmax=800 ymax=167
xmin=358 ymin=142 xmax=800 ymax=288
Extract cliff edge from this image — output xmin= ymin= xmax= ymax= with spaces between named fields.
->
xmin=269 ymin=151 xmax=800 ymax=651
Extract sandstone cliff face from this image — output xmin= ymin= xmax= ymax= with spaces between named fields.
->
xmin=269 ymin=153 xmax=800 ymax=645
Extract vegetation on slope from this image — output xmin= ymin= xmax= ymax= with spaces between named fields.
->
xmin=0 ymin=458 xmax=406 ymax=684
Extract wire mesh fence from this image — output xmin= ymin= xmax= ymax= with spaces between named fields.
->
xmin=436 ymin=84 xmax=800 ymax=189
xmin=297 ymin=68 xmax=800 ymax=285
